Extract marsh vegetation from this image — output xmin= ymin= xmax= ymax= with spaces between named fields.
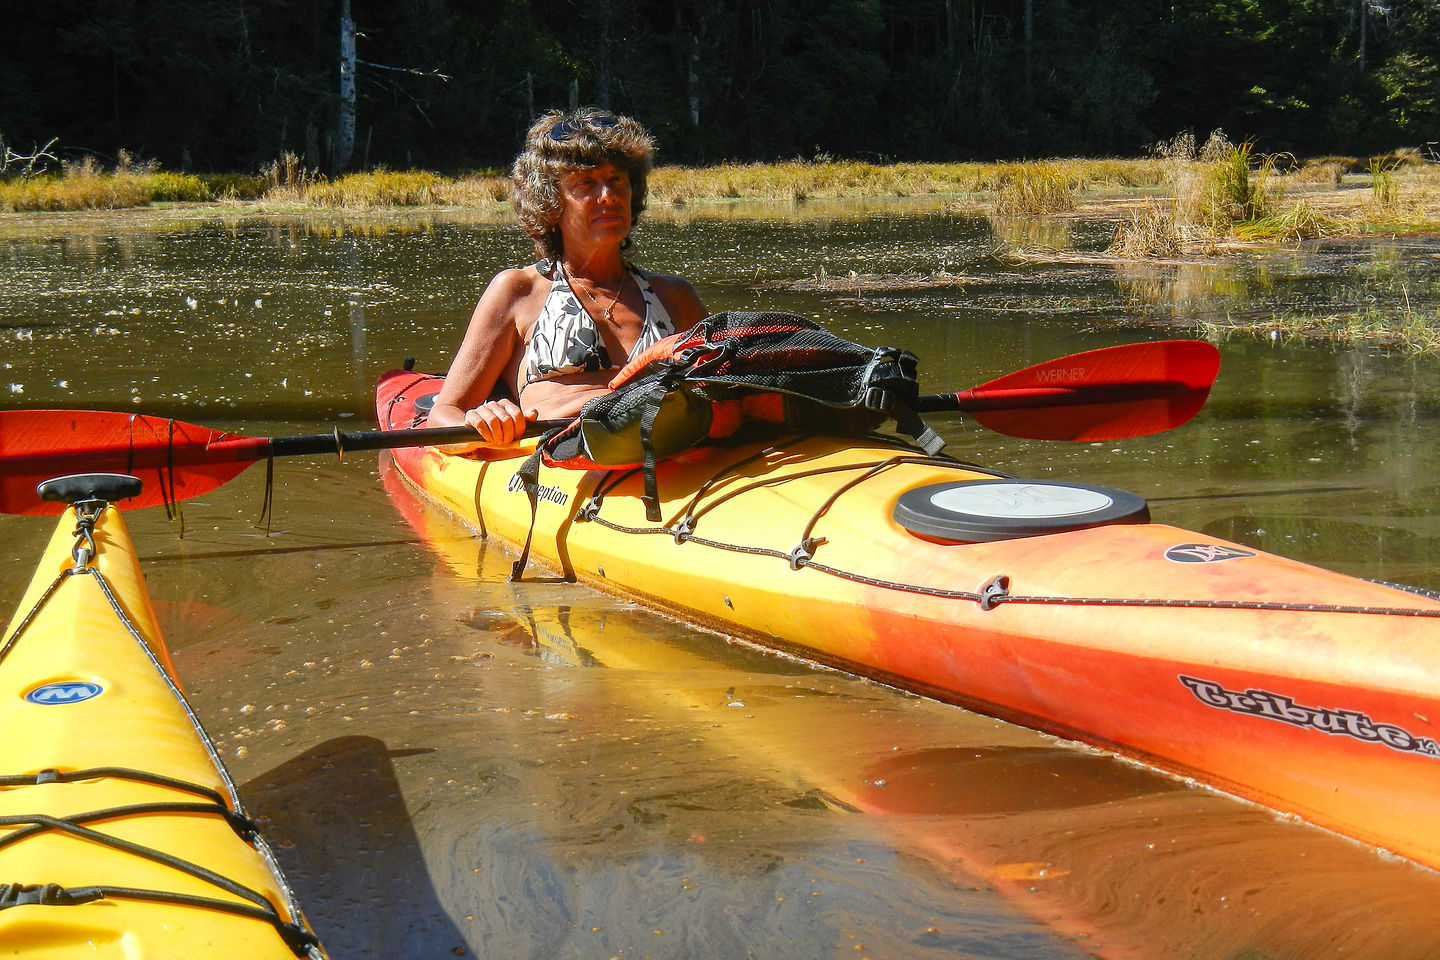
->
xmin=5 ymin=135 xmax=1440 ymax=351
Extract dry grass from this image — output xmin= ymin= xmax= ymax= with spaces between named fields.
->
xmin=1110 ymin=132 xmax=1340 ymax=255
xmin=995 ymin=162 xmax=1077 ymax=215
xmin=646 ymin=157 xmax=1164 ymax=205
xmin=1197 ymin=304 xmax=1440 ymax=353
xmin=1291 ymin=158 xmax=1352 ymax=186
xmin=3 ymin=147 xmax=1439 ymax=244
xmin=0 ymin=155 xmax=213 ymax=211
xmin=1108 ymin=199 xmax=1183 ymax=258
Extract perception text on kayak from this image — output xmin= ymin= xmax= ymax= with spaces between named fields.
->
xmin=507 ymin=473 xmax=570 ymax=507
xmin=1179 ymin=675 xmax=1440 ymax=759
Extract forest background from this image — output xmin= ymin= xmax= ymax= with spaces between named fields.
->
xmin=3 ymin=0 xmax=1438 ymax=177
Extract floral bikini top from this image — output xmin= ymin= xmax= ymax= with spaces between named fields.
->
xmin=520 ymin=262 xmax=676 ymax=389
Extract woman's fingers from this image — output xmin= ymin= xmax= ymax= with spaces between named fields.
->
xmin=464 ymin=399 xmax=533 ymax=445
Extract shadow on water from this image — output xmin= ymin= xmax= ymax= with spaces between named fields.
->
xmin=242 ymin=736 xmax=465 ymax=959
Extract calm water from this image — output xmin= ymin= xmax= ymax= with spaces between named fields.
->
xmin=4 ymin=202 xmax=1440 ymax=958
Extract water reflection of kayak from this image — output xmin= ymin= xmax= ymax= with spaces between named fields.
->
xmin=377 ymin=368 xmax=1440 ymax=874
xmin=0 ymin=475 xmax=324 ymax=958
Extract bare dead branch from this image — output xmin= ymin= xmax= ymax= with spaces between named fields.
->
xmin=356 ymin=59 xmax=451 ymax=82
xmin=1 ymin=136 xmax=60 ymax=178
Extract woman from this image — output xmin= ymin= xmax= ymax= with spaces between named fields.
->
xmin=428 ymin=108 xmax=708 ymax=447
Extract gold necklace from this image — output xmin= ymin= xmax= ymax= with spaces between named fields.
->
xmin=567 ymin=267 xmax=628 ymax=322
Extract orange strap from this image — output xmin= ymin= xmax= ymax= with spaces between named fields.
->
xmin=607 ymin=332 xmax=687 ymax=390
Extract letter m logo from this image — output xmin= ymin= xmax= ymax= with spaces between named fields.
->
xmin=25 ymin=681 xmax=103 ymax=705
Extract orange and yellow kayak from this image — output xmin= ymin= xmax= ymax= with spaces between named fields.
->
xmin=0 ymin=474 xmax=324 ymax=958
xmin=378 ymin=368 xmax=1440 ymax=873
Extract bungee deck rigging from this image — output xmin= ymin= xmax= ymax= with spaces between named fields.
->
xmin=537 ymin=436 xmax=1440 ymax=621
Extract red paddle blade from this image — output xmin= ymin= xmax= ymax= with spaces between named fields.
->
xmin=950 ymin=340 xmax=1221 ymax=441
xmin=0 ymin=410 xmax=267 ymax=515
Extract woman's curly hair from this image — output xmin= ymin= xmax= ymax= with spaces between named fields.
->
xmin=511 ymin=108 xmax=654 ymax=263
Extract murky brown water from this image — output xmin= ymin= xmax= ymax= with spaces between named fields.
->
xmin=4 ymin=202 xmax=1440 ymax=958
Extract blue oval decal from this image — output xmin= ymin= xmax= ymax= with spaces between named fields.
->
xmin=25 ymin=681 xmax=104 ymax=705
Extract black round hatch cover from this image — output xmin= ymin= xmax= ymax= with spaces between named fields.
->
xmin=894 ymin=480 xmax=1149 ymax=543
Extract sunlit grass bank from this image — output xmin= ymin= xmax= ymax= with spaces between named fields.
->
xmin=0 ymin=153 xmax=1169 ymax=213
xmin=4 ymin=145 xmax=1440 ymax=254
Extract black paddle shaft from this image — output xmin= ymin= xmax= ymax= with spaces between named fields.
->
xmin=266 ymin=422 xmax=568 ymax=459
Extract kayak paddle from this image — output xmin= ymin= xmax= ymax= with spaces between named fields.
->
xmin=918 ymin=338 xmax=1220 ymax=441
xmin=0 ymin=339 xmax=1218 ymax=515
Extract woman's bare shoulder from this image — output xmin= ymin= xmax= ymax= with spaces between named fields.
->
xmin=639 ymin=269 xmax=708 ymax=326
xmin=471 ymin=264 xmax=550 ymax=328
xmin=484 ymin=264 xmax=548 ymax=301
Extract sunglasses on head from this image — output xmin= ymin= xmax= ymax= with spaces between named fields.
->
xmin=547 ymin=115 xmax=621 ymax=142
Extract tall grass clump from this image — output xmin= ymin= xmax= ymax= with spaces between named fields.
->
xmin=1291 ymin=158 xmax=1352 ymax=186
xmin=995 ymin=162 xmax=1077 ymax=215
xmin=1369 ymin=156 xmax=1400 ymax=208
xmin=1198 ymin=138 xmax=1277 ymax=226
xmin=260 ymin=152 xmax=320 ymax=203
xmin=1108 ymin=199 xmax=1182 ymax=258
xmin=200 ymin=172 xmax=266 ymax=201
xmin=435 ymin=172 xmax=510 ymax=205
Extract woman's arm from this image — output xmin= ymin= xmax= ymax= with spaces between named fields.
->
xmin=429 ymin=269 xmax=535 ymax=447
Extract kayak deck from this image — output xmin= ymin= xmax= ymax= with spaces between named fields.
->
xmin=378 ymin=368 xmax=1440 ymax=872
xmin=0 ymin=498 xmax=323 ymax=958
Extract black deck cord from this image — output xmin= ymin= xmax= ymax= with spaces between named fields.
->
xmin=255 ymin=451 xmax=276 ymax=535
xmin=0 ymin=767 xmax=227 ymax=807
xmin=0 ymin=881 xmax=320 ymax=956
xmin=508 ymin=423 xmax=567 ymax=581
xmin=574 ymin=453 xmax=1440 ymax=621
xmin=0 ymin=804 xmax=318 ymax=956
xmin=0 ymin=513 xmax=322 ymax=957
xmin=0 ymin=801 xmax=255 ymax=849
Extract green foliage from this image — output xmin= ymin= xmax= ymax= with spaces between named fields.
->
xmin=1375 ymin=52 xmax=1440 ymax=134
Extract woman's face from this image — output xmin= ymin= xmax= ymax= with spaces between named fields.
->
xmin=556 ymin=163 xmax=633 ymax=250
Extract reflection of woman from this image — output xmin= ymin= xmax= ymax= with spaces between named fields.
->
xmin=428 ymin=108 xmax=708 ymax=447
